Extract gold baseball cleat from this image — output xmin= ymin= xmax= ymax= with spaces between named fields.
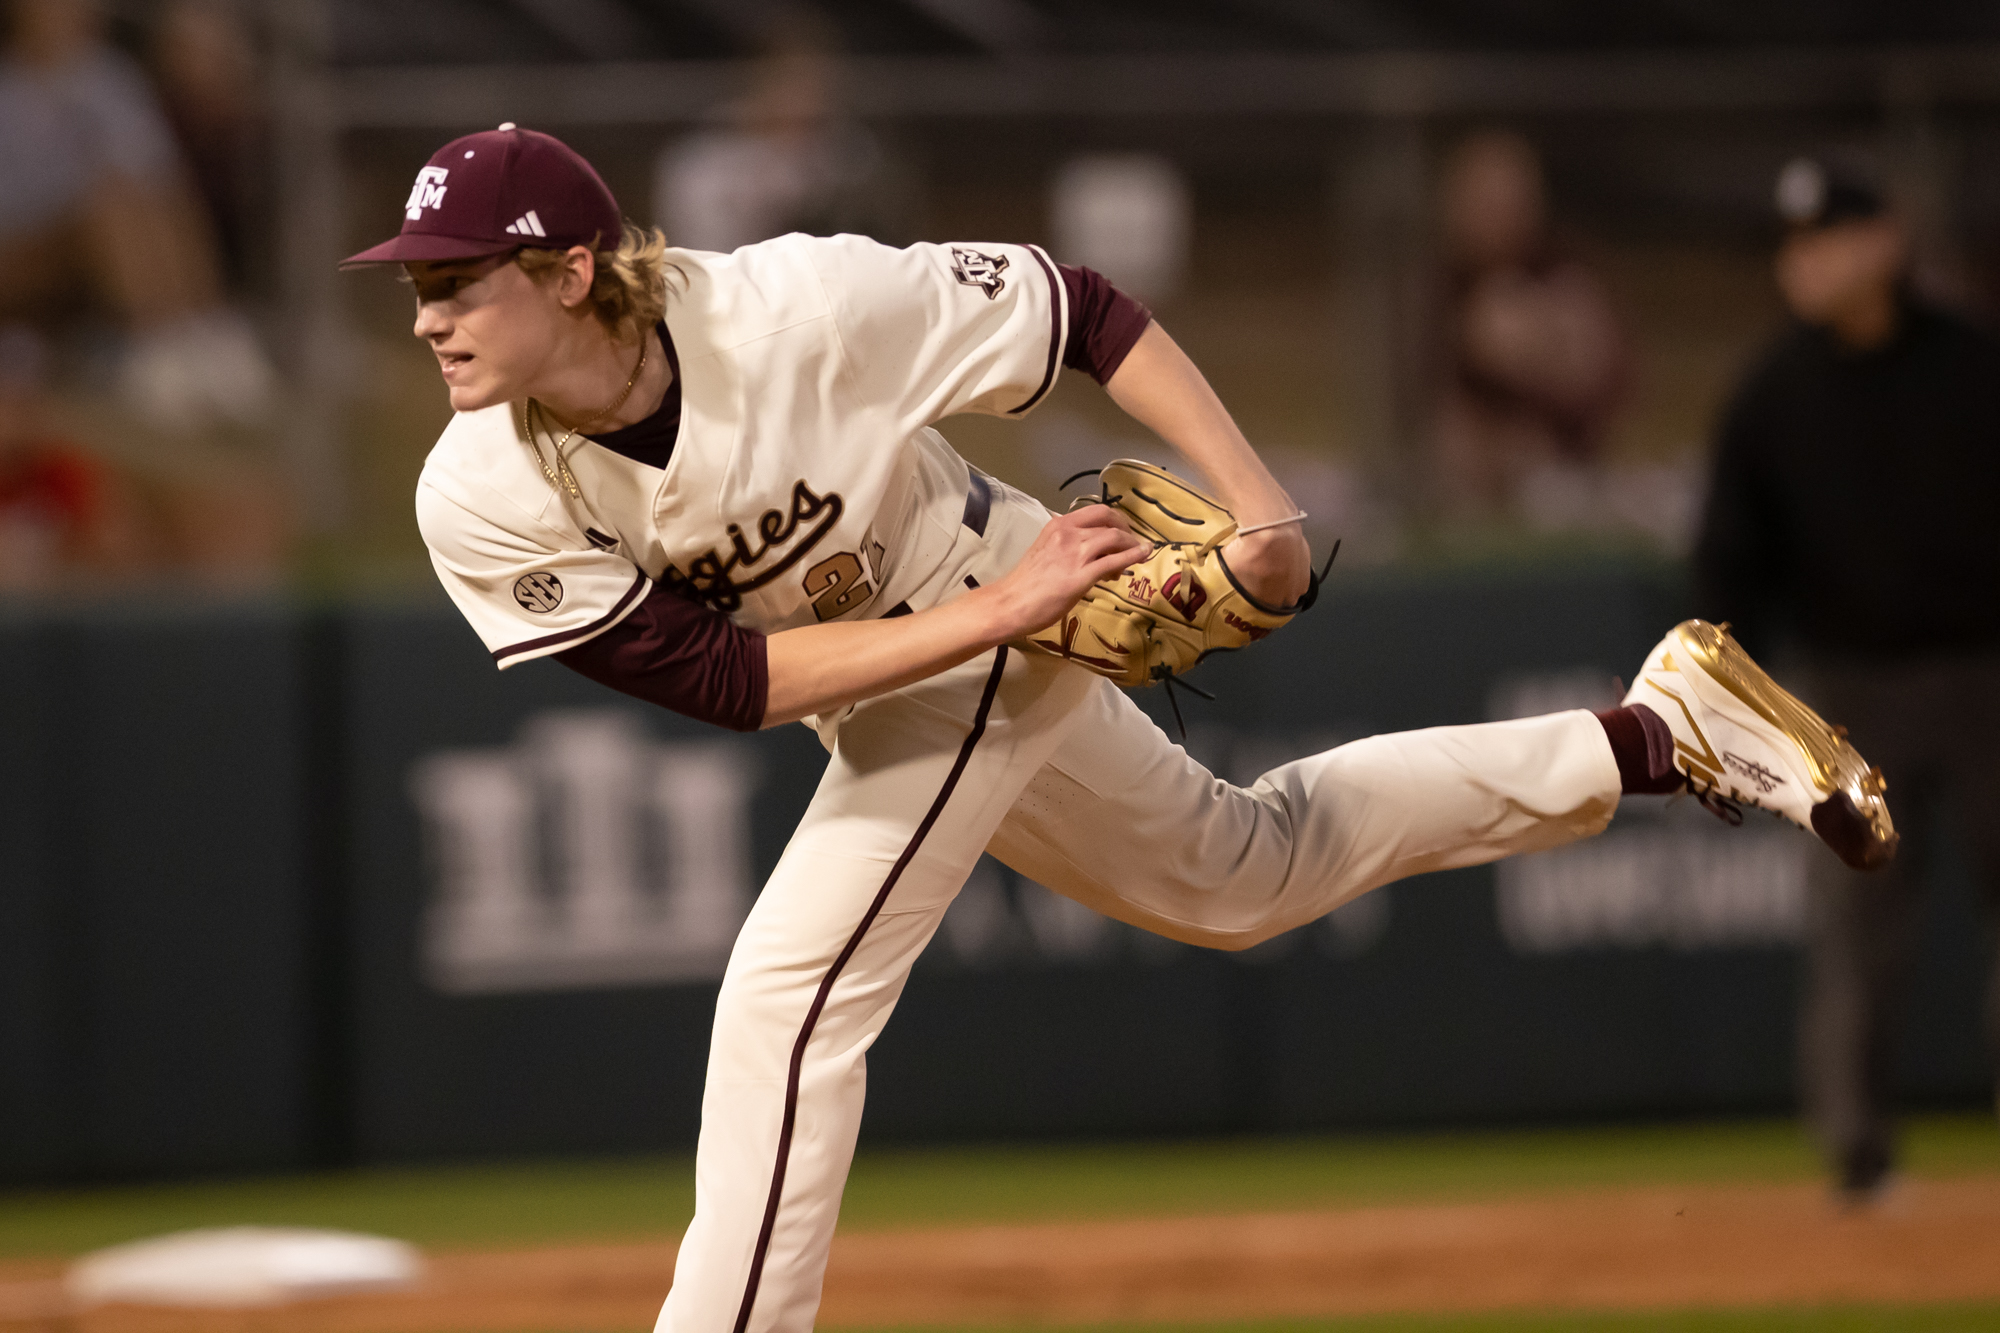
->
xmin=1623 ymin=619 xmax=1897 ymax=871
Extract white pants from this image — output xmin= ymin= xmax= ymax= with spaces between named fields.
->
xmin=657 ymin=642 xmax=1621 ymax=1332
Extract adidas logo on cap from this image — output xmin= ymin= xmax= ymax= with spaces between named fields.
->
xmin=504 ymin=210 xmax=547 ymax=238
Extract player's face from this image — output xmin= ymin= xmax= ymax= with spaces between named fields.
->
xmin=407 ymin=252 xmax=564 ymax=412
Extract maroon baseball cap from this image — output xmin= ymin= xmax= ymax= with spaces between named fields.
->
xmin=340 ymin=124 xmax=623 ymax=267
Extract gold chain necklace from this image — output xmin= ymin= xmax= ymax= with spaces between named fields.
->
xmin=522 ymin=338 xmax=648 ymax=501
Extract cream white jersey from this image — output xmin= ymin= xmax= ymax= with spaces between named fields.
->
xmin=416 ymin=232 xmax=1069 ymax=667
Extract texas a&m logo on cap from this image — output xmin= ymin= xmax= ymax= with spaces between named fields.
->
xmin=405 ymin=166 xmax=449 ymax=221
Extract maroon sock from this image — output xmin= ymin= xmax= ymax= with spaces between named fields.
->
xmin=1594 ymin=704 xmax=1683 ymax=795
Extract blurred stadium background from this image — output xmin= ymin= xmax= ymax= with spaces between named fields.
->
xmin=4 ymin=0 xmax=2000 ymax=1328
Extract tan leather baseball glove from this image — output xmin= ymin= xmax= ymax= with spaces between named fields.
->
xmin=1017 ymin=459 xmax=1322 ymax=690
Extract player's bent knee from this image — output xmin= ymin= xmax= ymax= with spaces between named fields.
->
xmin=1145 ymin=911 xmax=1297 ymax=953
xmin=1145 ymin=881 xmax=1379 ymax=953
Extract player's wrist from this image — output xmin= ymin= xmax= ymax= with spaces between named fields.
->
xmin=1229 ymin=524 xmax=1309 ymax=558
xmin=1225 ymin=485 xmax=1303 ymax=529
xmin=962 ymin=579 xmax=1034 ymax=647
xmin=1224 ymin=526 xmax=1311 ymax=605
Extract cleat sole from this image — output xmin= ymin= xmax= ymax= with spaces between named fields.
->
xmin=1811 ymin=790 xmax=1900 ymax=872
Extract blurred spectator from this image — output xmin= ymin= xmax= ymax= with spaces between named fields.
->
xmin=0 ymin=0 xmax=273 ymax=432
xmin=1695 ymin=155 xmax=2000 ymax=1204
xmin=1430 ymin=130 xmax=1630 ymax=520
xmin=0 ymin=323 xmax=151 ymax=587
xmin=652 ymin=12 xmax=907 ymax=252
xmin=151 ymin=0 xmax=264 ymax=292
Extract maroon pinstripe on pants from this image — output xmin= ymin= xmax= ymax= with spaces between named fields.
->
xmin=731 ymin=646 xmax=1011 ymax=1332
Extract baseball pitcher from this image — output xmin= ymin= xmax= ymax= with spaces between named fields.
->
xmin=345 ymin=126 xmax=1896 ymax=1332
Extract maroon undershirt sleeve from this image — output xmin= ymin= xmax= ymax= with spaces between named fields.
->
xmin=554 ymin=580 xmax=769 ymax=732
xmin=1057 ymin=263 xmax=1154 ymax=385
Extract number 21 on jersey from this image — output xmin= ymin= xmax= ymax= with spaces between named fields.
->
xmin=803 ymin=552 xmax=872 ymax=621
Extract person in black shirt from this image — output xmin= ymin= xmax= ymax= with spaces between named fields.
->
xmin=1696 ymin=156 xmax=2000 ymax=1202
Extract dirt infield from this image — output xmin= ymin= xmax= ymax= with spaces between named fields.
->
xmin=4 ymin=1177 xmax=1999 ymax=1331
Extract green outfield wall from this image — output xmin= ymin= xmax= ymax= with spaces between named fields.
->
xmin=1 ymin=562 xmax=1989 ymax=1184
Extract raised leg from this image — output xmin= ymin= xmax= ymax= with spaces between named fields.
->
xmin=988 ymin=677 xmax=1621 ymax=947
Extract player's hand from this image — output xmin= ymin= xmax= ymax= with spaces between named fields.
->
xmin=1225 ymin=523 xmax=1312 ymax=609
xmin=986 ymin=506 xmax=1150 ymax=638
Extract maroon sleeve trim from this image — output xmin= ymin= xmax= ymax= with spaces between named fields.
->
xmin=1057 ymin=263 xmax=1154 ymax=385
xmin=1006 ymin=245 xmax=1067 ymax=416
xmin=491 ymin=567 xmax=650 ymax=666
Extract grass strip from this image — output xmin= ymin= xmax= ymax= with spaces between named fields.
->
xmin=0 ymin=1113 xmax=1992 ymax=1260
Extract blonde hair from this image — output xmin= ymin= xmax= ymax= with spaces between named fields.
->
xmin=515 ymin=223 xmax=681 ymax=343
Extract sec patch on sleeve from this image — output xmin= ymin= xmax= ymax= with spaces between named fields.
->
xmin=513 ymin=572 xmax=564 ymax=612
